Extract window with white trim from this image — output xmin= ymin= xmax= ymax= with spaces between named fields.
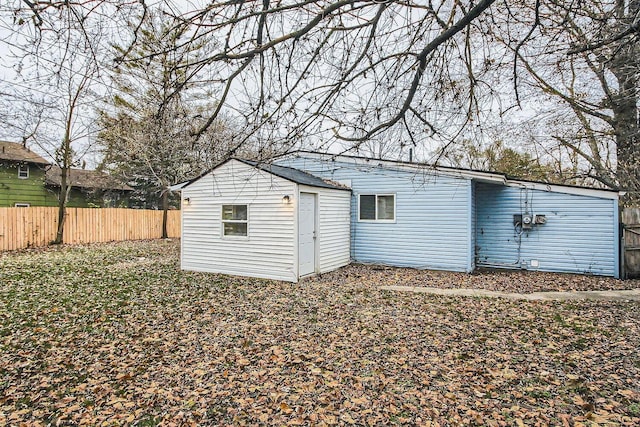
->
xmin=358 ymin=194 xmax=395 ymax=221
xmin=15 ymin=203 xmax=30 ymax=207
xmin=18 ymin=164 xmax=29 ymax=179
xmin=222 ymin=204 xmax=248 ymax=237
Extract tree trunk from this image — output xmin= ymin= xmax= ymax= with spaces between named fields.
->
xmin=161 ymin=188 xmax=169 ymax=239
xmin=610 ymin=2 xmax=640 ymax=206
xmin=613 ymin=75 xmax=639 ymax=206
xmin=54 ymin=202 xmax=66 ymax=245
xmin=54 ymin=167 xmax=71 ymax=244
xmin=53 ymin=100 xmax=77 ymax=244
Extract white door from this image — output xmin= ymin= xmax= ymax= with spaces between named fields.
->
xmin=299 ymin=192 xmax=316 ymax=277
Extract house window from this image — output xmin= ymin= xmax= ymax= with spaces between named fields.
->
xmin=14 ymin=203 xmax=31 ymax=207
xmin=359 ymin=194 xmax=395 ymax=222
xmin=222 ymin=204 xmax=248 ymax=237
xmin=18 ymin=164 xmax=29 ymax=179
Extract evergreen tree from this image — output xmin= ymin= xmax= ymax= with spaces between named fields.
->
xmin=98 ymin=12 xmax=235 ymax=237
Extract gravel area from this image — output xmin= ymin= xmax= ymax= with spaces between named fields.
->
xmin=309 ymin=263 xmax=640 ymax=293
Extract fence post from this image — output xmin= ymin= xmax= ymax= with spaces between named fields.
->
xmin=620 ymin=221 xmax=626 ymax=279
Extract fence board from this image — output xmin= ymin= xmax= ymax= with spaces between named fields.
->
xmin=0 ymin=207 xmax=181 ymax=251
xmin=621 ymin=208 xmax=640 ymax=279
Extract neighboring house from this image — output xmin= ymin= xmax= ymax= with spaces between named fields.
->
xmin=45 ymin=166 xmax=133 ymax=208
xmin=0 ymin=140 xmax=132 ymax=207
xmin=180 ymin=151 xmax=621 ymax=281
xmin=1 ymin=141 xmax=54 ymax=207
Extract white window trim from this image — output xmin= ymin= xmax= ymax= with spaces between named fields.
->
xmin=18 ymin=164 xmax=29 ymax=179
xmin=358 ymin=193 xmax=396 ymax=223
xmin=15 ymin=203 xmax=31 ymax=207
xmin=221 ymin=204 xmax=249 ymax=239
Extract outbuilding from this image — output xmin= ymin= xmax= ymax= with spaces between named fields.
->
xmin=180 ymin=158 xmax=351 ymax=282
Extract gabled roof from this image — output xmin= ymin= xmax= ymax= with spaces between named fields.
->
xmin=274 ymin=151 xmax=620 ymax=200
xmin=45 ymin=166 xmax=133 ymax=192
xmin=180 ymin=158 xmax=350 ymax=191
xmin=0 ymin=141 xmax=49 ymax=165
xmin=237 ymin=159 xmax=349 ymax=191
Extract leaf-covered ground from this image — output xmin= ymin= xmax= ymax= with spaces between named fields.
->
xmin=334 ymin=264 xmax=640 ymax=293
xmin=1 ymin=240 xmax=639 ymax=426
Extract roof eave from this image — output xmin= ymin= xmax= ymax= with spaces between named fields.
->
xmin=276 ymin=151 xmax=618 ymax=200
xmin=0 ymin=157 xmax=50 ymax=165
xmin=169 ymin=182 xmax=189 ymax=192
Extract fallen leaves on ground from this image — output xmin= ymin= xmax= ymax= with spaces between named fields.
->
xmin=0 ymin=240 xmax=638 ymax=425
xmin=333 ymin=263 xmax=639 ymax=293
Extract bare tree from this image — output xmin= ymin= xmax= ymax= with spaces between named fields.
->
xmin=0 ymin=91 xmax=46 ymax=145
xmin=488 ymin=0 xmax=639 ymax=201
xmin=7 ymin=1 xmax=638 ymax=202
xmin=120 ymin=0 xmax=499 ymax=154
xmin=53 ymin=52 xmax=98 ymax=243
xmin=2 ymin=2 xmax=104 ymax=243
xmin=3 ymin=1 xmax=534 ymax=160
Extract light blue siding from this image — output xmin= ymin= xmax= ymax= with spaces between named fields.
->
xmin=613 ymin=199 xmax=620 ymax=277
xmin=475 ymin=183 xmax=618 ymax=277
xmin=276 ymin=156 xmax=473 ymax=272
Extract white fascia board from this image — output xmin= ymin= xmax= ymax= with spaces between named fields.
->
xmin=503 ymin=180 xmax=619 ymax=200
xmin=169 ymin=181 xmax=189 ymax=192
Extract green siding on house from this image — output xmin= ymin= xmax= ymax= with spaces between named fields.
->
xmin=0 ymin=163 xmax=58 ymax=207
xmin=2 ymin=141 xmax=131 ymax=208
xmin=65 ymin=188 xmax=104 ymax=208
xmin=67 ymin=189 xmax=89 ymax=208
xmin=1 ymin=162 xmax=131 ymax=208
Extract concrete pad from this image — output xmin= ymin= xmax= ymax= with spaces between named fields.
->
xmin=379 ymin=286 xmax=640 ymax=301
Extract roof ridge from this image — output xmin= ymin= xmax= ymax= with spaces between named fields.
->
xmin=274 ymin=150 xmax=619 ymax=193
xmin=234 ymin=158 xmax=350 ymax=191
xmin=0 ymin=140 xmax=50 ymax=165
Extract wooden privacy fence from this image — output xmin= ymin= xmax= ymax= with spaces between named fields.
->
xmin=0 ymin=207 xmax=181 ymax=251
xmin=621 ymin=207 xmax=640 ymax=279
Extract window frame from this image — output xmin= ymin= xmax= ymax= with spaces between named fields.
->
xmin=14 ymin=203 xmax=31 ymax=208
xmin=17 ymin=164 xmax=29 ymax=179
xmin=358 ymin=193 xmax=396 ymax=223
xmin=221 ymin=204 xmax=249 ymax=238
